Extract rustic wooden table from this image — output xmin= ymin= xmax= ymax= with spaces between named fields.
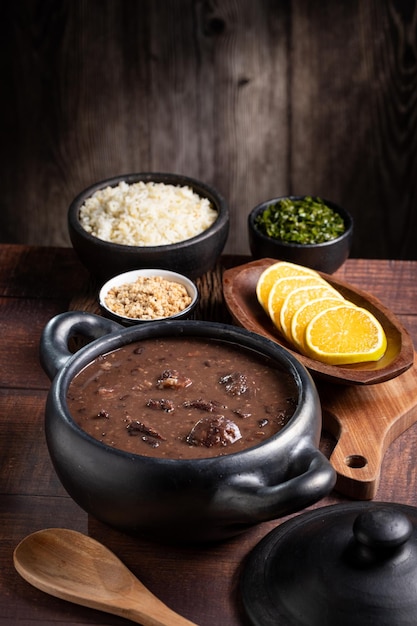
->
xmin=1 ymin=244 xmax=417 ymax=626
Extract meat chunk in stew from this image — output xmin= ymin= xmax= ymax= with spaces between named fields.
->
xmin=186 ymin=416 xmax=242 ymax=448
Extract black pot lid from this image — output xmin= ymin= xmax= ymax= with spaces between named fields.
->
xmin=241 ymin=502 xmax=417 ymax=626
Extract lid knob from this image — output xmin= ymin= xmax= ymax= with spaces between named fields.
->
xmin=353 ymin=507 xmax=413 ymax=551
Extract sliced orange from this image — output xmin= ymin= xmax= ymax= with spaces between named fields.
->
xmin=256 ymin=261 xmax=320 ymax=312
xmin=279 ymin=285 xmax=344 ymax=342
xmin=291 ymin=296 xmax=349 ymax=351
xmin=304 ymin=304 xmax=387 ymax=364
xmin=267 ymin=275 xmax=328 ymax=332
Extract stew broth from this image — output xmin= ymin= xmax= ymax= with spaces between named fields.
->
xmin=67 ymin=337 xmax=297 ymax=459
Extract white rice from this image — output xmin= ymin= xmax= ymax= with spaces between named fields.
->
xmin=78 ymin=181 xmax=218 ymax=246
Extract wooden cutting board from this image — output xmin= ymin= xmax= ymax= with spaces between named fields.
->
xmin=317 ymin=356 xmax=417 ymax=500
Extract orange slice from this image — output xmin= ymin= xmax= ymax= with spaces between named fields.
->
xmin=304 ymin=304 xmax=387 ymax=364
xmin=267 ymin=275 xmax=328 ymax=332
xmin=280 ymin=285 xmax=344 ymax=342
xmin=256 ymin=261 xmax=320 ymax=312
xmin=291 ymin=296 xmax=349 ymax=351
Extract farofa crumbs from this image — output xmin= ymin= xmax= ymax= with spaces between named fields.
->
xmin=105 ymin=276 xmax=192 ymax=320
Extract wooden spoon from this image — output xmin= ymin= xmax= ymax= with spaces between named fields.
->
xmin=13 ymin=528 xmax=198 ymax=626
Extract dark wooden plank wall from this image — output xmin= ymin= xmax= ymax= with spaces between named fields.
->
xmin=1 ymin=0 xmax=416 ymax=259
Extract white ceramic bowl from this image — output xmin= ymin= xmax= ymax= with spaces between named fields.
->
xmin=99 ymin=268 xmax=199 ymax=326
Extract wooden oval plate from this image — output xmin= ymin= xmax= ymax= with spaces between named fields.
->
xmin=223 ymin=258 xmax=414 ymax=385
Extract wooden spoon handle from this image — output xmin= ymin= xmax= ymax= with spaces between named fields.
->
xmin=123 ymin=596 xmax=198 ymax=625
xmin=85 ymin=574 xmax=199 ymax=625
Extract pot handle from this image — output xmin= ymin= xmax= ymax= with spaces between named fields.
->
xmin=222 ymin=447 xmax=336 ymax=524
xmin=40 ymin=311 xmax=123 ymax=380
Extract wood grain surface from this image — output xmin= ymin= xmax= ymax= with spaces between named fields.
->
xmin=1 ymin=1 xmax=417 ymax=260
xmin=1 ymin=244 xmax=417 ymax=625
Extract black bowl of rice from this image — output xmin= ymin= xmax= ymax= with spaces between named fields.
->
xmin=68 ymin=173 xmax=229 ymax=280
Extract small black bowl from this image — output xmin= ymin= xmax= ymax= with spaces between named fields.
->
xmin=68 ymin=172 xmax=229 ymax=280
xmin=248 ymin=196 xmax=353 ymax=274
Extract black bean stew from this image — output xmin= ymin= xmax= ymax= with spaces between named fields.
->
xmin=67 ymin=337 xmax=297 ymax=459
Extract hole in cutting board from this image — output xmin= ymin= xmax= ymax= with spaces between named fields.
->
xmin=345 ymin=454 xmax=368 ymax=469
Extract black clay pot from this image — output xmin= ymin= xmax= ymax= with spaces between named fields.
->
xmin=242 ymin=502 xmax=417 ymax=625
xmin=68 ymin=172 xmax=229 ymax=280
xmin=248 ymin=196 xmax=353 ymax=274
xmin=40 ymin=313 xmax=336 ymax=543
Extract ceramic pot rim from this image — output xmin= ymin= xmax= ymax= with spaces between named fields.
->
xmin=48 ymin=318 xmax=320 ymax=466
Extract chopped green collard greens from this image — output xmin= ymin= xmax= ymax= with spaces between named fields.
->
xmin=255 ymin=197 xmax=345 ymax=244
